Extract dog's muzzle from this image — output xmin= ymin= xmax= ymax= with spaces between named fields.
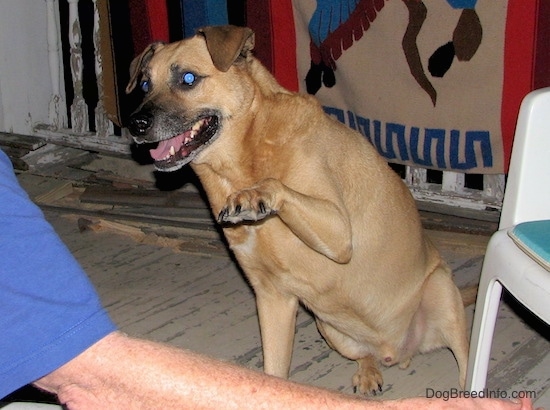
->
xmin=126 ymin=108 xmax=221 ymax=172
xmin=128 ymin=112 xmax=154 ymax=137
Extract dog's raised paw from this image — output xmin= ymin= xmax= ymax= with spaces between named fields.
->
xmin=218 ymin=188 xmax=277 ymax=224
xmin=218 ymin=201 xmax=275 ymax=224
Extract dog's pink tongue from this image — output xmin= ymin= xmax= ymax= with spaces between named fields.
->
xmin=150 ymin=135 xmax=184 ymax=160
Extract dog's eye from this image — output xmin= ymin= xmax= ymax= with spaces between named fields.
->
xmin=181 ymin=72 xmax=196 ymax=86
xmin=140 ymin=80 xmax=150 ymax=93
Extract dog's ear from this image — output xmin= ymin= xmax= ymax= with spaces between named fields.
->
xmin=197 ymin=25 xmax=255 ymax=72
xmin=126 ymin=42 xmax=164 ymax=94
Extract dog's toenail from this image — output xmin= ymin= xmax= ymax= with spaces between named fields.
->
xmin=258 ymin=201 xmax=266 ymax=214
xmin=217 ymin=208 xmax=228 ymax=221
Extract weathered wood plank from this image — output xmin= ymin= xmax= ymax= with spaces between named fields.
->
xmin=34 ymin=125 xmax=131 ymax=156
xmin=0 ymin=132 xmax=47 ymax=151
xmin=80 ymin=185 xmax=208 ymax=209
xmin=40 ymin=203 xmax=219 ymax=233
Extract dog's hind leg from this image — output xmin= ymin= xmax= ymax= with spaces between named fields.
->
xmin=416 ymin=264 xmax=470 ymax=388
xmin=315 ymin=319 xmax=383 ymax=395
xmin=255 ymin=288 xmax=299 ymax=378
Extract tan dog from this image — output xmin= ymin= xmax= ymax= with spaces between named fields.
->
xmin=126 ymin=25 xmax=470 ymax=394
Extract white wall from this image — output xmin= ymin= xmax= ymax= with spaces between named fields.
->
xmin=0 ymin=1 xmax=57 ymax=134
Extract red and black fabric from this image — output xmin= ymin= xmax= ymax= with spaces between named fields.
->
xmin=128 ymin=0 xmax=170 ymax=55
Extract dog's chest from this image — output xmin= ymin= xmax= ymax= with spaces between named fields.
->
xmin=224 ymin=223 xmax=288 ymax=267
xmin=223 ymin=222 xmax=339 ymax=301
xmin=226 ymin=225 xmax=258 ymax=255
xmin=223 ymin=223 xmax=298 ymax=275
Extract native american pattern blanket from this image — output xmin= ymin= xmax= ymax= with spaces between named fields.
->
xmin=250 ymin=0 xmax=550 ymax=174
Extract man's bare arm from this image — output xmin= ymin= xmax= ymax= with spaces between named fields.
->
xmin=35 ymin=332 xmax=538 ymax=410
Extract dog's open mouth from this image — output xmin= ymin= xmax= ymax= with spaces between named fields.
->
xmin=149 ymin=116 xmax=219 ymax=171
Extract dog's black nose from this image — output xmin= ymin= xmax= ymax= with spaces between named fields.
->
xmin=128 ymin=112 xmax=154 ymax=136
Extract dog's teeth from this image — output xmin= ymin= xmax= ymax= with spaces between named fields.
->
xmin=192 ymin=120 xmax=204 ymax=131
xmin=169 ymin=145 xmax=176 ymax=156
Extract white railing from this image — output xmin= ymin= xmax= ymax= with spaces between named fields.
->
xmin=406 ymin=168 xmax=503 ymax=218
xmin=35 ymin=0 xmax=130 ymax=155
xmin=34 ymin=0 xmax=504 ymax=217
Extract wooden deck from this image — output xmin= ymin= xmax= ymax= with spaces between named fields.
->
xmin=8 ymin=150 xmax=550 ymax=408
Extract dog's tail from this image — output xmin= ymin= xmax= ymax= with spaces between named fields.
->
xmin=460 ymin=285 xmax=478 ymax=307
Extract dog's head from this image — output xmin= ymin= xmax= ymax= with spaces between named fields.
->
xmin=126 ymin=25 xmax=255 ymax=172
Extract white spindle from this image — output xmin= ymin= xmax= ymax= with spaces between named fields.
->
xmin=46 ymin=0 xmax=67 ymax=130
xmin=442 ymin=171 xmax=465 ymax=193
xmin=483 ymin=174 xmax=505 ymax=202
xmin=406 ymin=165 xmax=427 ymax=188
xmin=93 ymin=0 xmax=113 ymax=138
xmin=67 ymin=0 xmax=89 ymax=133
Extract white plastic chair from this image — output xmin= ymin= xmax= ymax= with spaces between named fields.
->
xmin=466 ymin=87 xmax=550 ymax=391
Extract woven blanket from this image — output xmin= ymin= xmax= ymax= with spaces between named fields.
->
xmin=251 ymin=0 xmax=550 ymax=174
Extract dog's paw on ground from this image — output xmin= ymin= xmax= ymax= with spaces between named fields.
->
xmin=352 ymin=357 xmax=385 ymax=395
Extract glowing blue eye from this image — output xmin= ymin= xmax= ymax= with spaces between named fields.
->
xmin=182 ymin=72 xmax=196 ymax=86
xmin=140 ymin=80 xmax=150 ymax=93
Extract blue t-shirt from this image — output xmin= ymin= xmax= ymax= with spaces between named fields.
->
xmin=0 ymin=149 xmax=117 ymax=397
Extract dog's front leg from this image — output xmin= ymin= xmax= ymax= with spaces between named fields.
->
xmin=218 ymin=178 xmax=352 ymax=263
xmin=255 ymin=289 xmax=299 ymax=378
